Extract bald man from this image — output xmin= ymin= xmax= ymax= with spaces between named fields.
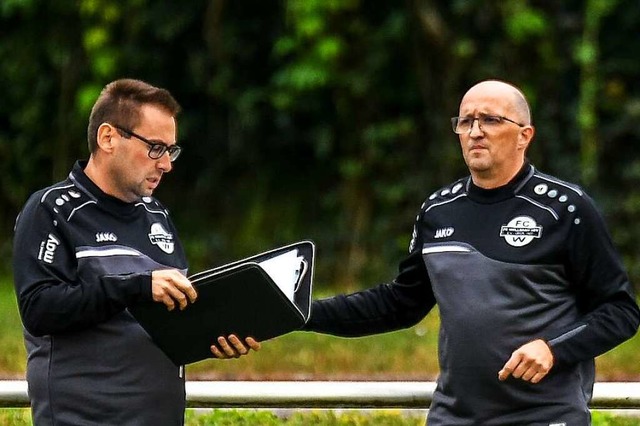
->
xmin=303 ymin=80 xmax=639 ymax=425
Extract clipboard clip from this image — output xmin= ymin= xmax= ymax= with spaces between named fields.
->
xmin=293 ymin=258 xmax=308 ymax=293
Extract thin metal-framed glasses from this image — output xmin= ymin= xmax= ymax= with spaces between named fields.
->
xmin=451 ymin=114 xmax=525 ymax=134
xmin=112 ymin=124 xmax=182 ymax=162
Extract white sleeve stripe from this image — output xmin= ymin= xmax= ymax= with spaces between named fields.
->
xmin=76 ymin=248 xmax=142 ymax=259
xmin=422 ymin=245 xmax=472 ymax=254
xmin=547 ymin=324 xmax=587 ymax=345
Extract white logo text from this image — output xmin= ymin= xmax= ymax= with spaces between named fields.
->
xmin=96 ymin=232 xmax=118 ymax=243
xmin=38 ymin=234 xmax=60 ymax=264
xmin=434 ymin=227 xmax=455 ymax=239
xmin=148 ymin=223 xmax=174 ymax=254
xmin=500 ymin=216 xmax=542 ymax=247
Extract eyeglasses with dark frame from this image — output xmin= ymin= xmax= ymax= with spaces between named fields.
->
xmin=451 ymin=114 xmax=525 ymax=134
xmin=111 ymin=124 xmax=182 ymax=162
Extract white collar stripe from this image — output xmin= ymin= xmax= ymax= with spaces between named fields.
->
xmin=40 ymin=183 xmax=76 ymax=203
xmin=515 ymin=195 xmax=560 ymax=220
xmin=424 ymin=193 xmax=468 ymax=213
xmin=534 ymin=173 xmax=583 ymax=196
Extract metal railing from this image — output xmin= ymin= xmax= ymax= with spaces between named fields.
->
xmin=1 ymin=380 xmax=640 ymax=409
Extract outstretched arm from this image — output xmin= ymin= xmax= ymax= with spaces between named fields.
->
xmin=305 ymin=250 xmax=436 ymax=337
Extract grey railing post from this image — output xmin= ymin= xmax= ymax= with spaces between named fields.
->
xmin=2 ymin=381 xmax=640 ymax=410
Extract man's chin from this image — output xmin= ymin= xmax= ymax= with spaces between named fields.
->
xmin=465 ymin=158 xmax=491 ymax=173
xmin=136 ymin=188 xmax=155 ymax=200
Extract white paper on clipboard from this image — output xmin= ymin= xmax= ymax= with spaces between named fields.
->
xmin=257 ymin=249 xmax=307 ymax=301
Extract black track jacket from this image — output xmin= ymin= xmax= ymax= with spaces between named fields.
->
xmin=305 ymin=163 xmax=640 ymax=425
xmin=13 ymin=161 xmax=188 ymax=426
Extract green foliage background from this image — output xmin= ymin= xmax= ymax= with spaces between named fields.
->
xmin=2 ymin=0 xmax=640 ymax=292
xmin=3 ymin=4 xmax=640 ymax=424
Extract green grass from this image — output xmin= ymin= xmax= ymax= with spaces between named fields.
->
xmin=0 ymin=409 xmax=429 ymax=426
xmin=186 ymin=313 xmax=441 ymax=380
xmin=0 ymin=409 xmax=637 ymax=425
xmin=2 ymin=282 xmax=640 ymax=380
xmin=2 ymin=280 xmax=640 ymax=424
xmin=185 ymin=409 xmax=424 ymax=426
xmin=0 ymin=284 xmax=26 ymax=377
xmin=0 ymin=410 xmax=31 ymax=426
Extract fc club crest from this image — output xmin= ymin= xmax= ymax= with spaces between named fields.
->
xmin=499 ymin=216 xmax=542 ymax=247
xmin=148 ymin=223 xmax=174 ymax=254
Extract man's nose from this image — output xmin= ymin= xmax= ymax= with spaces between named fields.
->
xmin=469 ymin=118 xmax=483 ymax=137
xmin=157 ymin=152 xmax=173 ymax=172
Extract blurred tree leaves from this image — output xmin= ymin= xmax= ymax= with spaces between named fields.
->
xmin=2 ymin=0 xmax=640 ymax=291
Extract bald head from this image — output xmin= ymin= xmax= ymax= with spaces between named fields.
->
xmin=456 ymin=79 xmax=536 ymax=189
xmin=461 ymin=80 xmax=531 ymax=125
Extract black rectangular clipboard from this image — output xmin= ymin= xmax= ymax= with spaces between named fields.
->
xmin=129 ymin=241 xmax=315 ymax=366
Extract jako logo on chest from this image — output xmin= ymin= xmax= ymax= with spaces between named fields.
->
xmin=434 ymin=227 xmax=455 ymax=239
xmin=96 ymin=232 xmax=118 ymax=243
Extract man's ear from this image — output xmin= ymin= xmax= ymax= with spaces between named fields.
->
xmin=517 ymin=125 xmax=535 ymax=151
xmin=96 ymin=123 xmax=116 ymax=153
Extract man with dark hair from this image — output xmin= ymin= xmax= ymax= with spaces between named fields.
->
xmin=304 ymin=80 xmax=640 ymax=425
xmin=13 ymin=78 xmax=260 ymax=426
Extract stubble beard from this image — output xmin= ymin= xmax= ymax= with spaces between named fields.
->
xmin=464 ymin=152 xmax=492 ymax=175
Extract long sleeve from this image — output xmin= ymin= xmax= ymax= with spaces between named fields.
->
xmin=305 ymin=249 xmax=436 ymax=337
xmin=541 ymin=193 xmax=640 ymax=365
xmin=12 ymin=192 xmax=151 ymax=336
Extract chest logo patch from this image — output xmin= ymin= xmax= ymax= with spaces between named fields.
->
xmin=500 ymin=215 xmax=542 ymax=247
xmin=96 ymin=232 xmax=117 ymax=243
xmin=434 ymin=227 xmax=454 ymax=239
xmin=149 ymin=223 xmax=174 ymax=254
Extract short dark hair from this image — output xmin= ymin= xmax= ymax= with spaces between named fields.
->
xmin=87 ymin=79 xmax=181 ymax=153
